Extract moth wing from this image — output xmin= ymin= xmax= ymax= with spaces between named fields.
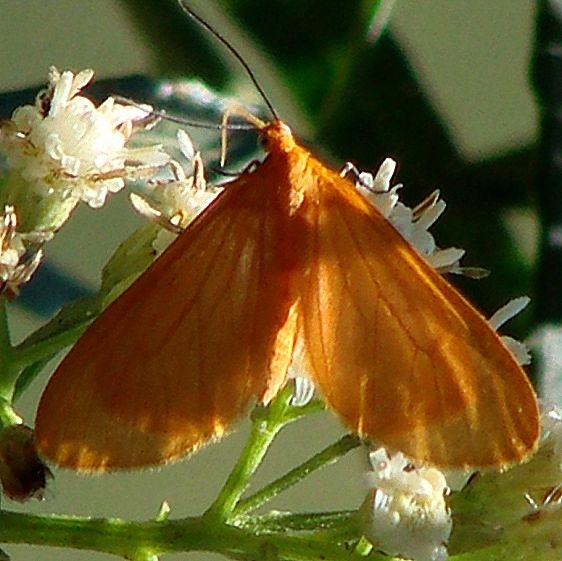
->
xmin=298 ymin=164 xmax=539 ymax=468
xmin=35 ymin=172 xmax=293 ymax=471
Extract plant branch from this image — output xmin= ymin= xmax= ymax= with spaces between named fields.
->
xmin=0 ymin=298 xmax=18 ymax=399
xmin=203 ymin=386 xmax=299 ymax=523
xmin=235 ymin=434 xmax=361 ymax=517
xmin=0 ymin=510 xmax=382 ymax=561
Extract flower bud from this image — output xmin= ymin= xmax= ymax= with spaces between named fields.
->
xmin=0 ymin=425 xmax=51 ymax=502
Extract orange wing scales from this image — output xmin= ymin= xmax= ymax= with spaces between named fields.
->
xmin=35 ymin=157 xmax=298 ymax=471
xmin=35 ymin=121 xmax=539 ymax=471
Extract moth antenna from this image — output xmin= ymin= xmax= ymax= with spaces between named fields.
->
xmin=177 ymin=1 xmax=280 ymax=122
xmin=112 ymin=96 xmax=256 ymax=132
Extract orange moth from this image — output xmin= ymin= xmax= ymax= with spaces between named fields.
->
xmin=34 ymin=7 xmax=539 ymax=472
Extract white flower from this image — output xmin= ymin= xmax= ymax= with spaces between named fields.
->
xmin=290 ymin=375 xmax=316 ymax=407
xmin=0 ymin=206 xmax=42 ymax=297
xmin=349 ymin=159 xmax=469 ymax=275
xmin=0 ymin=67 xmax=169 ymax=209
xmin=363 ymin=448 xmax=452 ymax=561
xmin=130 ymin=129 xmax=221 ymax=253
xmin=488 ymin=296 xmax=531 ymax=365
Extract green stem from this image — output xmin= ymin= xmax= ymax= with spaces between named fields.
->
xmin=0 ymin=298 xmax=18 ymax=399
xmin=12 ymin=357 xmax=52 ymax=402
xmin=0 ymin=512 xmax=209 ymax=558
xmin=279 ymin=398 xmax=325 ymax=422
xmin=204 ymin=386 xmax=309 ymax=523
xmin=12 ymin=322 xmax=85 ymax=371
xmin=0 ymin=510 xmax=380 ymax=561
xmin=0 ymin=503 xmax=559 ymax=561
xmin=240 ymin=510 xmax=360 ymax=538
xmin=0 ymin=299 xmax=11 ymax=355
xmin=235 ymin=434 xmax=361 ymax=517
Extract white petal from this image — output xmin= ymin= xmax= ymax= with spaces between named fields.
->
xmin=488 ymin=297 xmax=530 ymax=331
xmin=177 ymin=129 xmax=195 ymax=161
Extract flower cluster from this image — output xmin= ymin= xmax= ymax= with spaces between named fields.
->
xmin=0 ymin=66 xmax=172 ymax=287
xmin=130 ymin=129 xmax=222 ymax=255
xmin=0 ymin=68 xmax=222 ymax=295
xmin=0 ymin=67 xmax=168 ymax=212
xmin=350 ymin=158 xmax=471 ymax=275
xmin=363 ymin=448 xmax=452 ymax=561
xmin=362 ymin=403 xmax=562 ymax=561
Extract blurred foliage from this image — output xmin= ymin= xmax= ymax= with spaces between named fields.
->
xmin=532 ymin=0 xmax=562 ymax=324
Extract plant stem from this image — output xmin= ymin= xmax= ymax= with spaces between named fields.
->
xmin=0 ymin=510 xmax=382 ymax=561
xmin=0 ymin=502 xmax=560 ymax=561
xmin=203 ymin=388 xmax=296 ymax=523
xmin=240 ymin=510 xmax=360 ymax=538
xmin=0 ymin=298 xmax=18 ymax=399
xmin=12 ymin=322 xmax=85 ymax=371
xmin=235 ymin=434 xmax=361 ymax=517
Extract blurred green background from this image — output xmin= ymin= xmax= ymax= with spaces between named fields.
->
xmin=0 ymin=1 xmax=542 ymax=560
